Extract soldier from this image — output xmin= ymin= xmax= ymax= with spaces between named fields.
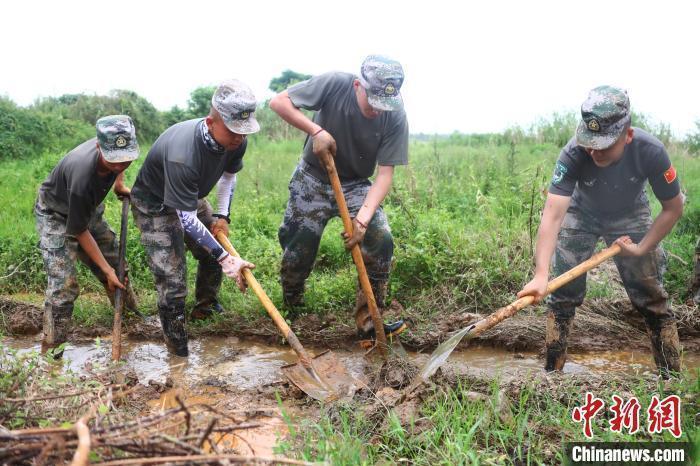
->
xmin=518 ymin=86 xmax=684 ymax=378
xmin=269 ymin=55 xmax=408 ymax=343
xmin=35 ymin=115 xmax=139 ymax=357
xmin=131 ymin=80 xmax=257 ymax=357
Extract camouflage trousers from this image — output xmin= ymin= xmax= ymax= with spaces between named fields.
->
xmin=35 ymin=199 xmax=121 ymax=348
xmin=546 ymin=203 xmax=680 ymax=377
xmin=279 ymin=162 xmax=394 ymax=316
xmin=131 ymin=186 xmax=221 ymax=344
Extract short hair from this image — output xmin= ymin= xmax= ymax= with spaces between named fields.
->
xmin=208 ymin=106 xmax=222 ymax=121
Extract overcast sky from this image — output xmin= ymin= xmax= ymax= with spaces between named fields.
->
xmin=2 ymin=0 xmax=699 ymax=136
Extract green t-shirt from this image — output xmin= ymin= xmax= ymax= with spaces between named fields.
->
xmin=38 ymin=138 xmax=116 ymax=236
xmin=133 ymin=119 xmax=246 ymax=211
xmin=288 ymin=72 xmax=409 ymax=182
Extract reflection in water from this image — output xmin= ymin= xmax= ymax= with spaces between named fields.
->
xmin=3 ymin=336 xmax=698 ymax=388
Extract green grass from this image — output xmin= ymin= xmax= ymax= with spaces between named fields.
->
xmin=1 ymin=136 xmax=699 ymax=324
xmin=277 ymin=370 xmax=699 ymax=465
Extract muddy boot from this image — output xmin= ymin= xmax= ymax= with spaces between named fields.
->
xmin=282 ymin=285 xmax=305 ymax=319
xmin=646 ymin=320 xmax=681 ymax=379
xmin=191 ymin=302 xmax=224 ymax=321
xmin=159 ymin=303 xmax=189 ymax=357
xmin=544 ymin=310 xmax=574 ymax=371
xmin=41 ymin=304 xmax=73 ymax=359
xmin=355 ymin=280 xmax=407 ymax=345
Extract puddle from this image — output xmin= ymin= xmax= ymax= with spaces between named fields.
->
xmin=4 ymin=335 xmax=697 ymax=390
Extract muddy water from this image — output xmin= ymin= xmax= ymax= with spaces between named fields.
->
xmin=4 ymin=335 xmax=697 ymax=388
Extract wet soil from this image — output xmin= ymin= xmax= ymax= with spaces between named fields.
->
xmin=3 ymin=294 xmax=698 ymax=355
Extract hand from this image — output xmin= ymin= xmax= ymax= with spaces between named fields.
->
xmin=218 ymin=254 xmax=255 ymax=292
xmin=614 ymin=235 xmax=645 ymax=257
xmin=312 ymin=130 xmax=337 ymax=161
xmin=516 ymin=274 xmax=549 ymax=304
xmin=341 ymin=218 xmax=367 ymax=250
xmin=105 ymin=268 xmax=126 ymax=293
xmin=210 ymin=218 xmax=229 ymax=238
xmin=114 ymin=184 xmax=131 ymax=199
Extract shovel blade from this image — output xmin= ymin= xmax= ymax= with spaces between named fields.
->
xmin=415 ymin=325 xmax=474 ymax=383
xmin=282 ymin=350 xmax=359 ymax=402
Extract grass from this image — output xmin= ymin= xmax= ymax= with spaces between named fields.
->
xmin=0 ymin=134 xmax=699 ymax=326
xmin=277 ymin=370 xmax=699 ymax=465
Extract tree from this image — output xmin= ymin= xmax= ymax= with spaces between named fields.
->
xmin=187 ymin=86 xmax=216 ymax=117
xmin=268 ymin=70 xmax=311 ymax=93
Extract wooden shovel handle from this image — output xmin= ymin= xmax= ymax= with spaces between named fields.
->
xmin=317 ymin=152 xmax=387 ymax=356
xmin=468 ymin=243 xmax=622 ymax=337
xmin=215 ymin=232 xmax=313 ymax=366
xmin=111 ymin=197 xmax=130 ymax=362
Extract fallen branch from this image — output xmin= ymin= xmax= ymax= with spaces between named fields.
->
xmin=93 ymin=454 xmax=315 ymax=465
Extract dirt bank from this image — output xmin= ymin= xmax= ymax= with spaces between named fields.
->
xmin=2 ymin=295 xmax=699 ymax=355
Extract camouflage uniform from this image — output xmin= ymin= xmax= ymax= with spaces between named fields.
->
xmin=130 ymin=184 xmax=221 ymax=349
xmin=35 ymin=199 xmax=136 ymax=348
xmin=279 ymin=162 xmax=394 ymax=328
xmin=546 ymin=204 xmax=680 ymax=377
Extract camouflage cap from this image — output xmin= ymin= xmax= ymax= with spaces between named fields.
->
xmin=211 ymin=80 xmax=260 ymax=135
xmin=359 ymin=55 xmax=404 ymax=111
xmin=96 ymin=115 xmax=139 ymax=163
xmin=576 ymin=85 xmax=631 ymax=150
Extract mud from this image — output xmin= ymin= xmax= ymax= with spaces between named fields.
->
xmin=3 ymin=294 xmax=698 ymax=357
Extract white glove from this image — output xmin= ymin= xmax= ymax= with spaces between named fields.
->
xmin=218 ymin=253 xmax=255 ymax=292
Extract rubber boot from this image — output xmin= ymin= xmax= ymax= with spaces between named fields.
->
xmin=191 ymin=257 xmax=223 ymax=320
xmin=544 ymin=310 xmax=574 ymax=371
xmin=159 ymin=302 xmax=189 ymax=357
xmin=41 ymin=304 xmax=73 ymax=359
xmin=355 ymin=280 xmax=406 ymax=345
xmin=282 ymin=285 xmax=305 ymax=319
xmin=646 ymin=319 xmax=681 ymax=379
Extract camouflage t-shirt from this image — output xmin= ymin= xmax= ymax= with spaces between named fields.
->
xmin=548 ymin=128 xmax=680 ymax=216
xmin=38 ymin=138 xmax=116 ymax=236
xmin=133 ymin=119 xmax=246 ymax=211
xmin=288 ymin=72 xmax=409 ymax=182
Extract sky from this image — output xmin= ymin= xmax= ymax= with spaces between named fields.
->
xmin=2 ymin=0 xmax=699 ymax=136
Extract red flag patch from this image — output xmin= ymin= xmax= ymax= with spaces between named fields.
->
xmin=663 ymin=166 xmax=677 ymax=184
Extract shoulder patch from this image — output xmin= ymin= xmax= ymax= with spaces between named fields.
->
xmin=663 ymin=165 xmax=677 ymax=184
xmin=551 ymin=161 xmax=568 ymax=185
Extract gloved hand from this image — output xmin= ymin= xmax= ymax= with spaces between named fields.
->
xmin=312 ymin=129 xmax=337 ymax=161
xmin=218 ymin=253 xmax=255 ymax=292
xmin=341 ymin=218 xmax=368 ymax=250
xmin=210 ymin=218 xmax=229 ymax=238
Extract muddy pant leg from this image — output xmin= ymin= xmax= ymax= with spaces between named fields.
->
xmin=545 ymin=220 xmax=599 ymax=371
xmin=278 ymin=166 xmax=333 ymax=304
xmin=606 ymin=233 xmax=680 ymax=377
xmin=35 ymin=207 xmax=79 ymax=353
xmin=131 ymin=200 xmax=188 ymax=355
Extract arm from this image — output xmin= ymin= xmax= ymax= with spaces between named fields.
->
xmin=210 ymin=172 xmax=237 ymax=237
xmin=269 ymin=90 xmax=336 ymax=157
xmin=176 ymin=209 xmax=254 ymax=291
xmin=614 ymin=193 xmax=684 ymax=256
xmin=75 ymin=229 xmax=124 ymax=292
xmin=342 ymin=165 xmax=394 ymax=250
xmin=113 ymin=172 xmax=130 ymax=197
xmin=516 ymin=192 xmax=571 ymax=302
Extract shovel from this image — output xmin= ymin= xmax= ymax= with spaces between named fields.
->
xmin=405 ymin=243 xmax=622 ymax=395
xmin=111 ymin=196 xmax=130 ymax=362
xmin=317 ymin=152 xmax=389 ymax=359
xmin=215 ymin=232 xmax=358 ymax=402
